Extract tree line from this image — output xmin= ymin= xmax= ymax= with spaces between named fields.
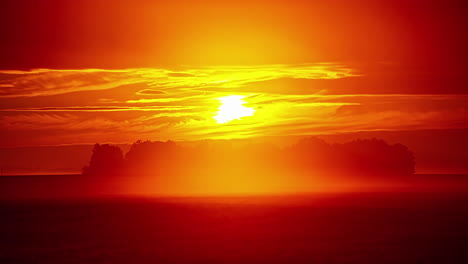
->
xmin=82 ymin=137 xmax=415 ymax=178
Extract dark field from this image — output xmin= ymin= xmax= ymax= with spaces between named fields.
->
xmin=1 ymin=192 xmax=468 ymax=264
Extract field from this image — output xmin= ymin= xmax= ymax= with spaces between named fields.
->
xmin=1 ymin=188 xmax=468 ymax=263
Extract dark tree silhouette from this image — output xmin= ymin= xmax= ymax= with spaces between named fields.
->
xmin=123 ymin=140 xmax=182 ymax=176
xmin=82 ymin=144 xmax=124 ymax=176
xmin=335 ymin=139 xmax=415 ymax=176
xmin=82 ymin=137 xmax=415 ymax=178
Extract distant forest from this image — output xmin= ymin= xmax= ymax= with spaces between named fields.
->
xmin=82 ymin=138 xmax=415 ymax=178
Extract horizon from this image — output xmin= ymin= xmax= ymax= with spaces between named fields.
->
xmin=2 ymin=128 xmax=468 ymax=176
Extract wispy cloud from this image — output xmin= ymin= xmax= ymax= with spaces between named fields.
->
xmin=1 ymin=64 xmax=467 ymax=146
xmin=0 ymin=106 xmax=199 ymax=112
xmin=0 ymin=64 xmax=356 ymax=98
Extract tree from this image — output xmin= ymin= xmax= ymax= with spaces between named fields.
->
xmin=82 ymin=144 xmax=124 ymax=176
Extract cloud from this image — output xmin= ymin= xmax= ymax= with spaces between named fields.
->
xmin=1 ymin=64 xmax=468 ymax=147
xmin=166 ymin=72 xmax=198 ymax=77
xmin=1 ymin=93 xmax=467 ymax=146
xmin=0 ymin=106 xmax=198 ymax=112
xmin=0 ymin=64 xmax=357 ymax=98
xmin=136 ymin=89 xmax=167 ymax=95
xmin=0 ymin=70 xmax=138 ymax=98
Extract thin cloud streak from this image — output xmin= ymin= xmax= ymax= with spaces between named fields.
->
xmin=0 ymin=106 xmax=199 ymax=112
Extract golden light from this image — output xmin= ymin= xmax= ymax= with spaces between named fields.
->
xmin=214 ymin=95 xmax=255 ymax=124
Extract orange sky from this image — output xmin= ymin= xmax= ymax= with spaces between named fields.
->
xmin=0 ymin=0 xmax=467 ymax=147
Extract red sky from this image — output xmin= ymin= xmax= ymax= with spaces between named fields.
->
xmin=0 ymin=0 xmax=467 ymax=173
xmin=1 ymin=0 xmax=466 ymax=70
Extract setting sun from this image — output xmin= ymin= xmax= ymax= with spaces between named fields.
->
xmin=214 ymin=95 xmax=255 ymax=124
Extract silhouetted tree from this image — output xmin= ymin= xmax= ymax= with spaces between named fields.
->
xmin=124 ymin=140 xmax=182 ymax=176
xmin=82 ymin=144 xmax=124 ymax=176
xmin=337 ymin=138 xmax=415 ymax=176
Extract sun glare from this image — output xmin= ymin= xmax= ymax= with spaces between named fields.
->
xmin=214 ymin=95 xmax=255 ymax=124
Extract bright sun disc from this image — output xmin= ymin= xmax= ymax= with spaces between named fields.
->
xmin=214 ymin=95 xmax=255 ymax=124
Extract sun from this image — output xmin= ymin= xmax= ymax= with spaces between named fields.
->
xmin=214 ymin=95 xmax=255 ymax=124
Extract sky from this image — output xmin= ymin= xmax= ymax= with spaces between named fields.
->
xmin=0 ymin=0 xmax=467 ymax=155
